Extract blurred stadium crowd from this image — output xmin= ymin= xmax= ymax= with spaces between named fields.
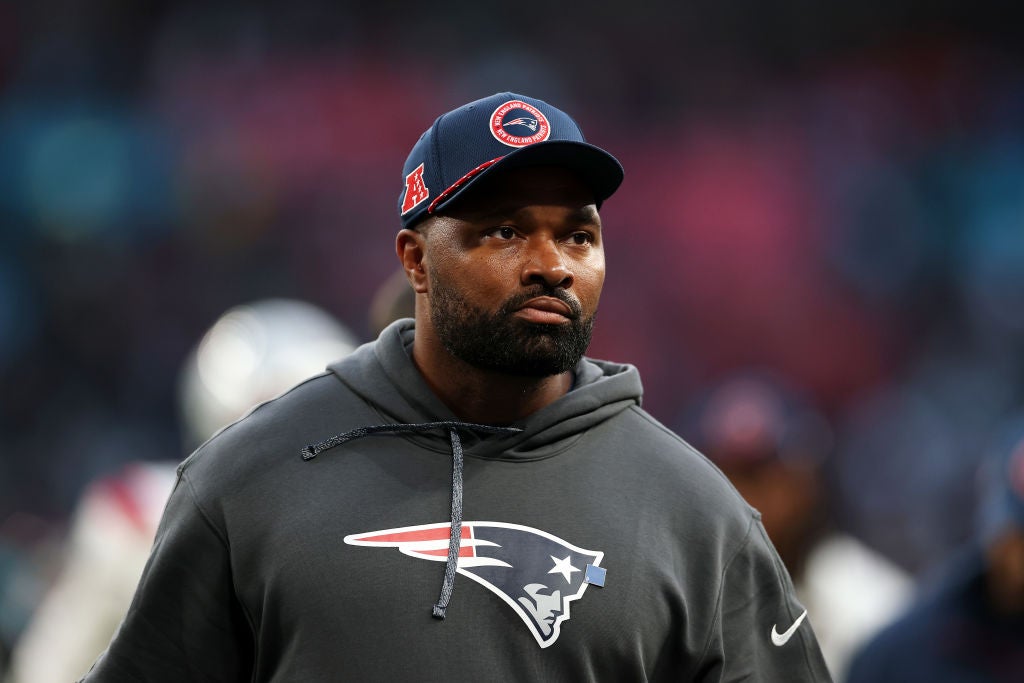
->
xmin=1 ymin=1 xmax=1023 ymax=680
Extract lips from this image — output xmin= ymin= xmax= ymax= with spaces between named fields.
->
xmin=519 ymin=297 xmax=573 ymax=318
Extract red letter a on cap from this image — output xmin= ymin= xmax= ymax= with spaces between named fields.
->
xmin=401 ymin=163 xmax=430 ymax=214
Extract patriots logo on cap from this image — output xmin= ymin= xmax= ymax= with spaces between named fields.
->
xmin=503 ymin=117 xmax=539 ymax=132
xmin=490 ymin=100 xmax=551 ymax=148
xmin=345 ymin=521 xmax=605 ymax=647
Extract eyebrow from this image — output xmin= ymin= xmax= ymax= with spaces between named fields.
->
xmin=467 ymin=204 xmax=600 ymax=226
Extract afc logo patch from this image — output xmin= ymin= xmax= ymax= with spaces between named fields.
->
xmin=401 ymin=163 xmax=430 ymax=214
xmin=345 ymin=521 xmax=606 ymax=647
xmin=490 ymin=100 xmax=551 ymax=148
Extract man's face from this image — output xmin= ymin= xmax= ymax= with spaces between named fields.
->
xmin=421 ymin=166 xmax=605 ymax=377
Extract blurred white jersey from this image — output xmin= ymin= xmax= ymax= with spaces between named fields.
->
xmin=797 ymin=533 xmax=914 ymax=681
xmin=6 ymin=462 xmax=177 ymax=683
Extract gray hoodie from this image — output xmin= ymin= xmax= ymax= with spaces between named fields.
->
xmin=82 ymin=319 xmax=831 ymax=682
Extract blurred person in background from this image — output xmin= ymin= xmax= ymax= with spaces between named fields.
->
xmin=367 ymin=267 xmax=417 ymax=339
xmin=683 ymin=371 xmax=912 ymax=680
xmin=4 ymin=299 xmax=358 ymax=683
xmin=845 ymin=415 xmax=1024 ymax=682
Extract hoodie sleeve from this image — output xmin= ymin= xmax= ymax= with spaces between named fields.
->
xmin=697 ymin=515 xmax=833 ymax=682
xmin=78 ymin=472 xmax=254 ymax=682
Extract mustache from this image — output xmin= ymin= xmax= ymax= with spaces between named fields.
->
xmin=499 ymin=286 xmax=584 ymax=321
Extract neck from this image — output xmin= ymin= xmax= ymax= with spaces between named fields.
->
xmin=411 ymin=321 xmax=573 ymax=424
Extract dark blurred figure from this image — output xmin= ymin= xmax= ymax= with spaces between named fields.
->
xmin=367 ymin=267 xmax=416 ymax=339
xmin=686 ymin=372 xmax=911 ymax=680
xmin=845 ymin=417 xmax=1024 ymax=683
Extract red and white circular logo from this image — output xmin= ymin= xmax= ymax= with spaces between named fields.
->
xmin=490 ymin=100 xmax=551 ymax=148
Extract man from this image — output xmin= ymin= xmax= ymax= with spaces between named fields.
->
xmin=845 ymin=418 xmax=1024 ymax=682
xmin=82 ymin=92 xmax=830 ymax=681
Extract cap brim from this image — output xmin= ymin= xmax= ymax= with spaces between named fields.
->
xmin=430 ymin=140 xmax=624 ymax=216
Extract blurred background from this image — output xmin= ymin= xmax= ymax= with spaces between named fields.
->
xmin=1 ymin=0 xmax=1023 ymax=679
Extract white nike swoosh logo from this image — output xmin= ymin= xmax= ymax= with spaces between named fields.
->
xmin=770 ymin=609 xmax=808 ymax=646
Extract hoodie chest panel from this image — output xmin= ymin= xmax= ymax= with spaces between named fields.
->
xmin=230 ymin=439 xmax=700 ymax=680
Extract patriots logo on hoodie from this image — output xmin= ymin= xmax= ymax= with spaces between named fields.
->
xmin=345 ymin=521 xmax=605 ymax=648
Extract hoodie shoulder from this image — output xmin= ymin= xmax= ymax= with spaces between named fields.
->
xmin=600 ymin=402 xmax=757 ymax=533
xmin=177 ymin=370 xmax=368 ymax=505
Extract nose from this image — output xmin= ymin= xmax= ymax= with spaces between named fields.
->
xmin=521 ymin=237 xmax=573 ymax=289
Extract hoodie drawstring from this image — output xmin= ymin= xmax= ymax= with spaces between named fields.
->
xmin=301 ymin=420 xmax=521 ymax=619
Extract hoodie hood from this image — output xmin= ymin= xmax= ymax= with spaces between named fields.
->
xmin=326 ymin=318 xmax=643 ymax=459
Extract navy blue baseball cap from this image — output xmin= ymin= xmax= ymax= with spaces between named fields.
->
xmin=398 ymin=92 xmax=624 ymax=228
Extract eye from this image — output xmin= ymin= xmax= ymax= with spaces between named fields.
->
xmin=487 ymin=226 xmax=517 ymax=240
xmin=569 ymin=231 xmax=594 ymax=245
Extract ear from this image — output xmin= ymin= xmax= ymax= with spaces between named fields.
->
xmin=396 ymin=228 xmax=429 ymax=294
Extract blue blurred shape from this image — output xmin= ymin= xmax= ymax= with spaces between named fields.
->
xmin=960 ymin=137 xmax=1024 ymax=335
xmin=0 ymin=101 xmax=176 ymax=244
xmin=27 ymin=116 xmax=131 ymax=239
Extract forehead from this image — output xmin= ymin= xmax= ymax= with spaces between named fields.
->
xmin=438 ymin=166 xmax=598 ymax=220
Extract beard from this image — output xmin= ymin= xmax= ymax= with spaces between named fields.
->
xmin=428 ymin=275 xmax=595 ymax=377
